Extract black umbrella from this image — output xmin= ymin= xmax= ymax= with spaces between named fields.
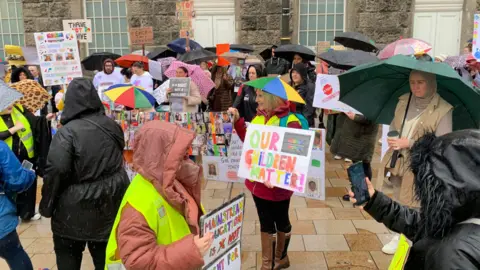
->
xmin=230 ymin=44 xmax=254 ymax=53
xmin=259 ymin=47 xmax=273 ymax=60
xmin=274 ymin=44 xmax=316 ymax=62
xmin=177 ymin=49 xmax=217 ymax=64
xmin=81 ymin=52 xmax=121 ymax=71
xmin=333 ymin=32 xmax=378 ymax=53
xmin=146 ymin=47 xmax=177 ymax=60
xmin=318 ymin=50 xmax=379 ymax=70
xmin=204 ymin=47 xmax=217 ymax=53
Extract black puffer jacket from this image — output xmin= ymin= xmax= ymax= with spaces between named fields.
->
xmin=233 ymin=64 xmax=263 ymax=122
xmin=40 ymin=78 xmax=129 ymax=241
xmin=364 ymin=130 xmax=480 ymax=269
xmin=290 ymin=63 xmax=315 ymax=127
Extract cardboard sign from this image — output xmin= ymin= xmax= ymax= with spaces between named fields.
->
xmin=316 ymin=41 xmax=331 ymax=54
xmin=204 ymin=242 xmax=241 ymax=270
xmin=388 ymin=234 xmax=411 ymax=270
xmin=34 ymin=31 xmax=83 ymax=86
xmin=63 ymin=19 xmax=92 ymax=43
xmin=202 ymin=132 xmax=245 ymax=183
xmin=200 ymin=194 xmax=245 ymax=268
xmin=238 ymin=124 xmax=315 ymax=193
xmin=4 ymin=45 xmax=26 ymax=66
xmin=313 ymin=74 xmax=362 ymax=114
xmin=295 ymin=129 xmax=326 ymax=200
xmin=129 ymin=27 xmax=154 ymax=45
xmin=169 ymin=77 xmax=191 ymax=97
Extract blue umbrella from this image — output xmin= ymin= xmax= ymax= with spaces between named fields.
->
xmin=167 ymin=38 xmax=202 ymax=54
xmin=0 ymin=80 xmax=23 ymax=111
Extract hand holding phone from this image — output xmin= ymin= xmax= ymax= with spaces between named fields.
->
xmin=347 ymin=162 xmax=370 ymax=206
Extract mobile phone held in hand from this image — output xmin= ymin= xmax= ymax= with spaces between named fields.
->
xmin=347 ymin=162 xmax=370 ymax=206
xmin=21 ymin=160 xmax=34 ymax=171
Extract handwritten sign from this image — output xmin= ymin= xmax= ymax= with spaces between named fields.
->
xmin=176 ymin=1 xmax=194 ymax=38
xmin=313 ymin=74 xmax=362 ymax=114
xmin=169 ymin=77 xmax=191 ymax=97
xmin=388 ymin=234 xmax=411 ymax=270
xmin=200 ymin=194 xmax=245 ymax=268
xmin=202 ymin=133 xmax=245 ymax=183
xmin=238 ymin=124 xmax=314 ymax=193
xmin=34 ymin=31 xmax=82 ymax=86
xmin=204 ymin=241 xmax=241 ymax=270
xmin=295 ymin=129 xmax=326 ymax=200
xmin=62 ymin=19 xmax=92 ymax=43
xmin=129 ymin=27 xmax=154 ymax=45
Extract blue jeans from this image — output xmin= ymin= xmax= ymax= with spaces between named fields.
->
xmin=0 ymin=230 xmax=33 ymax=270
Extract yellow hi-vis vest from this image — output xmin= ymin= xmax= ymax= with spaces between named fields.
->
xmin=0 ymin=105 xmax=34 ymax=158
xmin=105 ymin=173 xmax=193 ymax=270
xmin=250 ymin=113 xmax=300 ymax=127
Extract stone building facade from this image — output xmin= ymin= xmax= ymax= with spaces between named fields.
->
xmin=12 ymin=0 xmax=480 ymax=58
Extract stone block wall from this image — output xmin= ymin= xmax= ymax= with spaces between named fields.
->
xmin=236 ymin=0 xmax=294 ymax=48
xmin=126 ymin=0 xmax=178 ymax=50
xmin=22 ymin=0 xmax=83 ymax=47
xmin=345 ymin=0 xmax=414 ymax=46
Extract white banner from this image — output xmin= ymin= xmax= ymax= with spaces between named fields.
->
xmin=238 ymin=124 xmax=314 ymax=193
xmin=34 ymin=31 xmax=82 ymax=86
xmin=313 ymin=74 xmax=362 ymax=114
xmin=200 ymin=195 xmax=245 ymax=268
xmin=62 ymin=19 xmax=92 ymax=43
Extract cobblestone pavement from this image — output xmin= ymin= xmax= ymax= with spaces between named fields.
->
xmin=1 ymin=145 xmax=393 ymax=270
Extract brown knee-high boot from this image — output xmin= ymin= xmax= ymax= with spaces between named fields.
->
xmin=273 ymin=232 xmax=291 ymax=269
xmin=260 ymin=232 xmax=276 ymax=270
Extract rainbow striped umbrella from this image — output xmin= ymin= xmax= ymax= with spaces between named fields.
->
xmin=244 ymin=77 xmax=305 ymax=104
xmin=105 ymin=84 xmax=156 ymax=108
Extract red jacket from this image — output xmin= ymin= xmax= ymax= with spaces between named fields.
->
xmin=234 ymin=102 xmax=302 ymax=201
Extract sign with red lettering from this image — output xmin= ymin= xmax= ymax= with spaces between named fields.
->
xmin=129 ymin=27 xmax=154 ymax=45
xmin=205 ymin=242 xmax=241 ymax=270
xmin=62 ymin=19 xmax=92 ymax=43
xmin=200 ymin=194 xmax=245 ymax=269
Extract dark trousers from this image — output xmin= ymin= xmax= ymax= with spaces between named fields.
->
xmin=53 ymin=235 xmax=107 ymax=270
xmin=0 ymin=230 xmax=33 ymax=270
xmin=253 ymin=195 xmax=292 ymax=234
xmin=16 ymin=177 xmax=37 ymax=220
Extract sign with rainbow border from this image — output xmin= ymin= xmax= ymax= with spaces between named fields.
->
xmin=238 ymin=124 xmax=315 ymax=193
xmin=63 ymin=19 xmax=92 ymax=43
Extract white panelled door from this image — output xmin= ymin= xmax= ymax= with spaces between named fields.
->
xmin=192 ymin=0 xmax=236 ymax=47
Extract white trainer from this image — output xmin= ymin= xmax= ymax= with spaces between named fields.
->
xmin=334 ymin=155 xmax=342 ymax=160
xmin=382 ymin=234 xmax=400 ymax=255
xmin=30 ymin=213 xmax=42 ymax=221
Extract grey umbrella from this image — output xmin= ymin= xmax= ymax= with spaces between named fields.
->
xmin=0 ymin=80 xmax=23 ymax=111
xmin=334 ymin=32 xmax=378 ymax=53
xmin=318 ymin=50 xmax=379 ymax=70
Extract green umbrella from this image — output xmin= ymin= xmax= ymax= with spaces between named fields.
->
xmin=338 ymin=54 xmax=480 ymax=130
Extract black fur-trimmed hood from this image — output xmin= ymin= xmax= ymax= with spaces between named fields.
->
xmin=410 ymin=130 xmax=480 ymax=239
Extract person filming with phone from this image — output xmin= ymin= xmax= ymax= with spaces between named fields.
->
xmin=0 ymin=141 xmax=36 ymax=269
xmin=349 ymin=130 xmax=480 ymax=269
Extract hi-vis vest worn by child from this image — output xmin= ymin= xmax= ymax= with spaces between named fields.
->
xmin=251 ymin=112 xmax=309 ymax=130
xmin=105 ymin=174 xmax=192 ymax=270
xmin=0 ymin=105 xmax=34 ymax=158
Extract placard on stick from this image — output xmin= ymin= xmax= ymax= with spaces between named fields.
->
xmin=200 ymin=194 xmax=245 ymax=269
xmin=129 ymin=27 xmax=154 ymax=45
xmin=63 ymin=19 xmax=92 ymax=43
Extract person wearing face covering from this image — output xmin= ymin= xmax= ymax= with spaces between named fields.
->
xmin=350 ymin=130 xmax=480 ymax=269
xmin=40 ymin=78 xmax=129 ymax=270
xmin=290 ymin=63 xmax=316 ymax=127
xmin=105 ymin=121 xmax=213 ymax=270
xmin=93 ymin=59 xmax=124 ymax=102
xmin=375 ymin=70 xmax=453 ymax=255
xmin=232 ymin=64 xmax=264 ymax=122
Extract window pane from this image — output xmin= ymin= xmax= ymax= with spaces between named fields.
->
xmin=308 ymin=33 xmax=316 ymax=46
xmin=89 ymin=49 xmax=97 ymax=55
xmin=300 ymin=15 xmax=307 ymax=30
xmin=19 ymin=34 xmax=24 ymax=46
xmin=86 ymin=3 xmax=94 ymax=17
xmin=308 ymin=0 xmax=316 ymax=13
xmin=111 ymin=3 xmax=119 ymax=16
xmin=102 ymin=5 xmax=110 ymax=17
xmin=16 ymin=3 xmax=22 ymax=17
xmin=336 ymin=0 xmax=344 ymax=13
xmin=300 ymin=1 xmax=308 ymax=14
xmin=111 ymin=18 xmax=120 ymax=32
xmin=2 ymin=20 xmax=9 ymax=33
xmin=11 ymin=35 xmax=18 ymax=45
xmin=317 ymin=15 xmax=326 ymax=29
xmin=120 ymin=33 xmax=129 ymax=47
xmin=104 ymin=34 xmax=113 ymax=47
xmin=120 ymin=18 xmax=128 ymax=32
xmin=326 ymin=31 xmax=334 ymax=42
xmin=327 ymin=0 xmax=335 ymax=13
xmin=318 ymin=0 xmax=326 ymax=13
xmin=299 ymin=31 xmax=307 ymax=45
xmin=119 ymin=3 xmax=127 ymax=16
xmin=94 ymin=2 xmax=102 ymax=17
xmin=103 ymin=20 xmax=111 ymax=32
xmin=114 ymin=49 xmax=123 ymax=55
xmin=8 ymin=4 xmax=16 ymax=17
xmin=94 ymin=19 xmax=103 ymax=32
xmin=18 ymin=20 xmax=23 ymax=32
xmin=308 ymin=15 xmax=316 ymax=30
xmin=3 ymin=35 xmax=11 ymax=45
xmin=317 ymin=31 xmax=325 ymax=41
xmin=326 ymin=15 xmax=334 ymax=29
xmin=336 ymin=15 xmax=344 ymax=30
xmin=95 ymin=34 xmax=104 ymax=47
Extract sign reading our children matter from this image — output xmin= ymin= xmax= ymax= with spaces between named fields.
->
xmin=200 ymin=194 xmax=245 ymax=269
xmin=238 ymin=124 xmax=315 ymax=193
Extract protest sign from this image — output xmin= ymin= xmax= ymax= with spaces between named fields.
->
xmin=474 ymin=15 xmax=480 ymax=59
xmin=295 ymin=128 xmax=326 ymax=200
xmin=238 ymin=124 xmax=315 ymax=193
xmin=169 ymin=77 xmax=191 ymax=97
xmin=129 ymin=27 xmax=154 ymax=45
xmin=177 ymin=1 xmax=194 ymax=38
xmin=204 ymin=241 xmax=241 ymax=270
xmin=200 ymin=194 xmax=245 ymax=268
xmin=62 ymin=19 xmax=92 ymax=43
xmin=34 ymin=31 xmax=82 ymax=86
xmin=203 ymin=132 xmax=245 ymax=183
xmin=313 ymin=74 xmax=362 ymax=114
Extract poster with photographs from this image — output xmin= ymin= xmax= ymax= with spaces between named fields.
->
xmin=34 ymin=31 xmax=82 ymax=86
xmin=295 ymin=129 xmax=326 ymax=200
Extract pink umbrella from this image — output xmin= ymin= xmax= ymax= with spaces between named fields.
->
xmin=164 ymin=60 xmax=215 ymax=98
xmin=378 ymin=38 xmax=432 ymax=59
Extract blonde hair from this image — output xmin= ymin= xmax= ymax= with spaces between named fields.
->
xmin=257 ymin=89 xmax=286 ymax=111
